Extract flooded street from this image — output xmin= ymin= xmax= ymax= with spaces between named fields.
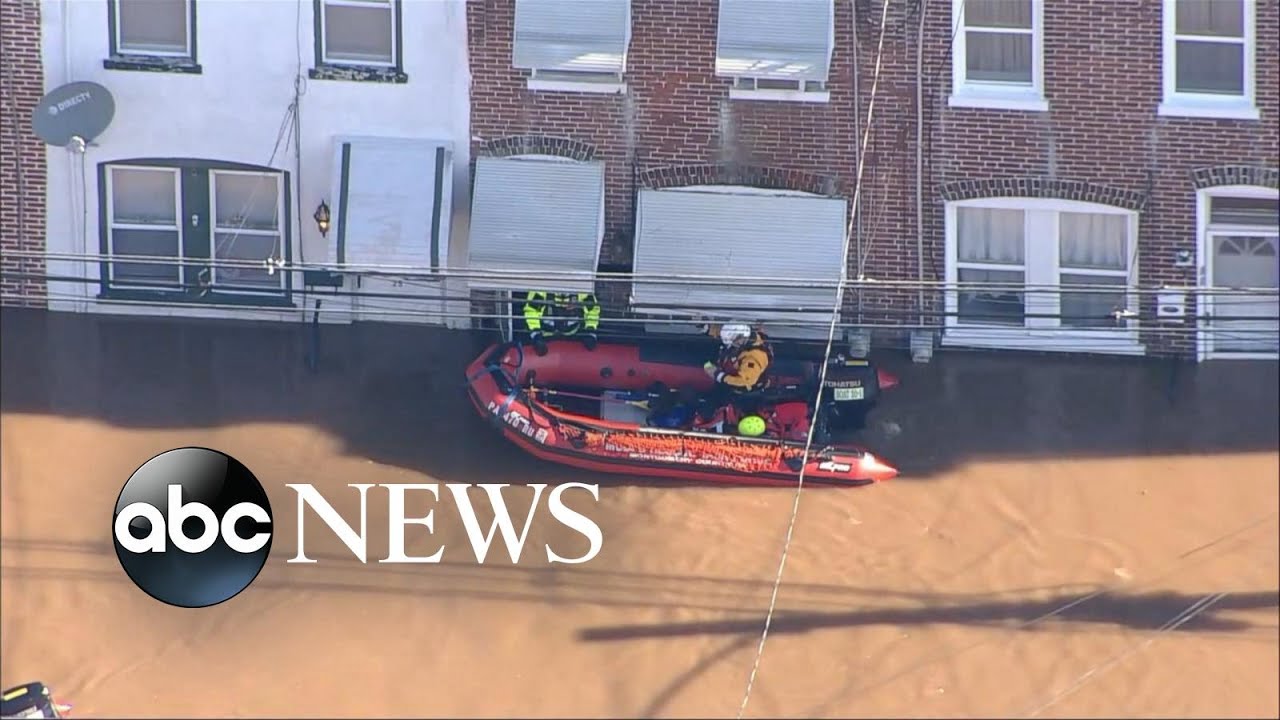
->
xmin=2 ymin=308 xmax=1277 ymax=718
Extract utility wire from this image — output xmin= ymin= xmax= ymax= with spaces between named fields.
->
xmin=738 ymin=0 xmax=893 ymax=717
xmin=6 ymin=248 xmax=1279 ymax=297
xmin=11 ymin=269 xmax=1278 ymax=326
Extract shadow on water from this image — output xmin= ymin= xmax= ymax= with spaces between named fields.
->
xmin=1 ymin=308 xmax=1277 ymax=482
xmin=4 ymin=537 xmax=1274 ymax=637
xmin=574 ymin=589 xmax=1280 ymax=641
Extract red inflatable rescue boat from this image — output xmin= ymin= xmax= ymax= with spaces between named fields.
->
xmin=464 ymin=338 xmax=900 ymax=487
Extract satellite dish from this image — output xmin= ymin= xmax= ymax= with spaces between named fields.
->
xmin=32 ymin=81 xmax=115 ymax=148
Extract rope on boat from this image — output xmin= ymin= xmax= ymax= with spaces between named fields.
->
xmin=736 ymin=0 xmax=895 ymax=716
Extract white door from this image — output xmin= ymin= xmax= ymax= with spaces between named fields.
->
xmin=1208 ymin=233 xmax=1279 ymax=354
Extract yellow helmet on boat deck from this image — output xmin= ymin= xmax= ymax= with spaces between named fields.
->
xmin=738 ymin=415 xmax=767 ymax=437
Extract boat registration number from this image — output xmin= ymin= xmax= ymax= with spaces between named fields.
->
xmin=833 ymin=386 xmax=864 ymax=401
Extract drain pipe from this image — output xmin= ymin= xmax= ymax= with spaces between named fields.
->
xmin=850 ymin=0 xmax=862 ymax=323
xmin=62 ymin=0 xmax=89 ymax=313
xmin=915 ymin=0 xmax=927 ymax=329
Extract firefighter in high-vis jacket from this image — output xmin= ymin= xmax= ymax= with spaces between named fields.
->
xmin=695 ymin=322 xmax=775 ymax=427
xmin=522 ymin=290 xmax=601 ymax=355
xmin=702 ymin=323 xmax=773 ymax=392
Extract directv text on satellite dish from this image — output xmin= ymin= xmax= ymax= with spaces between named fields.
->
xmin=32 ymin=80 xmax=116 ymax=147
xmin=48 ymin=91 xmax=92 ymax=115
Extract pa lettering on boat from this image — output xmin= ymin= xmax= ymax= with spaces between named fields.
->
xmin=818 ymin=461 xmax=853 ymax=473
xmin=284 ymin=482 xmax=603 ymax=565
xmin=500 ymin=409 xmax=549 ymax=444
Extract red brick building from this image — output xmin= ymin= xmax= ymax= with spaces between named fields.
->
xmin=0 ymin=0 xmax=47 ymax=308
xmin=465 ymin=0 xmax=1278 ymax=360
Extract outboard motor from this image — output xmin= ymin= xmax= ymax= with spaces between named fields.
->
xmin=1 ymin=683 xmax=71 ymax=719
xmin=816 ymin=354 xmax=883 ymax=431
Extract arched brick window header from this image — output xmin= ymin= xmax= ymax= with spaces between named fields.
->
xmin=1191 ymin=164 xmax=1278 ymax=190
xmin=938 ymin=177 xmax=1147 ymax=211
xmin=478 ymin=134 xmax=596 ymax=161
xmin=639 ymin=163 xmax=842 ymax=196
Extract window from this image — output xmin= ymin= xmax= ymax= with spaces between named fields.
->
xmin=1058 ymin=213 xmax=1130 ymax=329
xmin=945 ymin=199 xmax=1140 ymax=354
xmin=1197 ymin=186 xmax=1280 ymax=358
xmin=105 ymin=0 xmax=199 ymax=73
xmin=100 ymin=161 xmax=292 ymax=304
xmin=312 ymin=0 xmax=406 ymax=83
xmin=716 ymin=0 xmax=834 ymax=103
xmin=1160 ymin=0 xmax=1258 ymax=119
xmin=105 ymin=167 xmax=184 ymax=287
xmin=955 ymin=207 xmax=1027 ymax=326
xmin=513 ymin=0 xmax=631 ymax=94
xmin=211 ymin=172 xmax=286 ymax=290
xmin=950 ymin=0 xmax=1046 ymax=112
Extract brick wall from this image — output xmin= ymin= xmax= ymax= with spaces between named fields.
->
xmin=0 ymin=0 xmax=47 ymax=308
xmin=468 ymin=0 xmax=886 ymax=320
xmin=923 ymin=0 xmax=1280 ymax=355
xmin=467 ymin=0 xmax=1279 ymax=356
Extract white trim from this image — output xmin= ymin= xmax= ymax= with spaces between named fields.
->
xmin=113 ymin=0 xmax=193 ymax=58
xmin=1159 ymin=0 xmax=1258 ymax=120
xmin=943 ymin=197 xmax=1144 ymax=355
xmin=319 ymin=0 xmax=397 ymax=68
xmin=526 ymin=69 xmax=627 ymax=94
xmin=947 ymin=94 xmax=1048 ymax=112
xmin=940 ymin=329 xmax=1147 ymax=355
xmin=208 ymin=170 xmax=286 ymax=293
xmin=1196 ymin=184 xmax=1280 ymax=361
xmin=526 ymin=79 xmax=627 ymax=94
xmin=949 ymin=0 xmax=1046 ymax=111
xmin=728 ymin=87 xmax=831 ymax=103
xmin=104 ymin=165 xmax=184 ymax=289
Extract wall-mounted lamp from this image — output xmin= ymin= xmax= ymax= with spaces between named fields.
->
xmin=313 ymin=200 xmax=331 ymax=238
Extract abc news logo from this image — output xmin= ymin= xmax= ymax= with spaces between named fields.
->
xmin=113 ymin=447 xmax=603 ymax=608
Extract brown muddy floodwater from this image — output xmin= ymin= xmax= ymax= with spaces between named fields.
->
xmin=1 ymin=308 xmax=1277 ymax=718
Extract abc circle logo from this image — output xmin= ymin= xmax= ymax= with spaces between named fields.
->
xmin=112 ymin=447 xmax=273 ymax=608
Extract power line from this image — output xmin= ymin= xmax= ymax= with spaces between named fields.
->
xmin=7 ymin=248 xmax=1279 ymax=296
xmin=9 ymin=269 xmax=1279 ymax=325
xmin=737 ymin=0 xmax=893 ymax=716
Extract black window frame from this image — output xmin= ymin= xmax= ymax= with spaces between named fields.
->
xmin=104 ymin=0 xmax=202 ymax=74
xmin=309 ymin=0 xmax=408 ymax=84
xmin=97 ymin=158 xmax=295 ymax=308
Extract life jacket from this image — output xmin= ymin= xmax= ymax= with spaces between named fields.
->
xmin=524 ymin=291 xmax=600 ymax=335
xmin=716 ymin=330 xmax=774 ymax=390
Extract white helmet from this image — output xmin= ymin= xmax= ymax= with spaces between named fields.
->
xmin=719 ymin=323 xmax=753 ymax=346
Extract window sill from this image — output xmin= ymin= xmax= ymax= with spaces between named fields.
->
xmin=728 ymin=88 xmax=830 ymax=104
xmin=1204 ymin=351 xmax=1280 ymax=361
xmin=948 ymin=91 xmax=1048 ymax=113
xmin=1157 ymin=99 xmax=1260 ymax=121
xmin=309 ymin=65 xmax=408 ymax=84
xmin=942 ymin=325 xmax=1145 ymax=356
xmin=526 ymin=77 xmax=626 ymax=95
xmin=103 ymin=56 xmax=201 ymax=74
xmin=99 ymin=288 xmax=295 ymax=308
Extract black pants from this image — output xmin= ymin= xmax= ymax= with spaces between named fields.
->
xmin=698 ymin=384 xmax=763 ymax=420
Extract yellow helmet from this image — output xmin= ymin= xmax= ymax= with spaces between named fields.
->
xmin=737 ymin=415 xmax=767 ymax=437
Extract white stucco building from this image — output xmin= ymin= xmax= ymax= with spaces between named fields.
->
xmin=40 ymin=0 xmax=472 ymax=326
